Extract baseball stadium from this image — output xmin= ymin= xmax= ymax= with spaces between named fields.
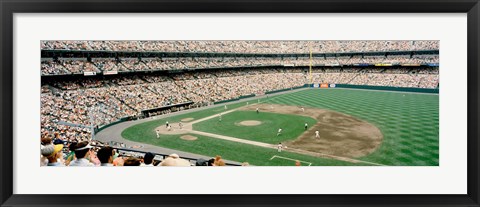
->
xmin=40 ymin=41 xmax=439 ymax=167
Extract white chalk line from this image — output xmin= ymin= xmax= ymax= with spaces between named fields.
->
xmin=184 ymin=101 xmax=386 ymax=166
xmin=270 ymin=155 xmax=312 ymax=166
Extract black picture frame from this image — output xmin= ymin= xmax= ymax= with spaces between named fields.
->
xmin=1 ymin=0 xmax=479 ymax=206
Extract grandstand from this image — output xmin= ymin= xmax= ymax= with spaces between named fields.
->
xmin=40 ymin=40 xmax=439 ymax=166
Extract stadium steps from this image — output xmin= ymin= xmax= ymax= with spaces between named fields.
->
xmin=418 ymin=75 xmax=426 ymax=88
xmin=111 ymin=94 xmax=137 ymax=112
xmin=48 ymin=85 xmax=63 ymax=93
xmin=56 ymin=60 xmax=72 ymax=74
xmin=346 ymin=69 xmax=363 ymax=84
xmin=347 ymin=69 xmax=363 ymax=84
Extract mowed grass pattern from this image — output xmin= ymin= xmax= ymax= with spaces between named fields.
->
xmin=122 ymin=88 xmax=438 ymax=166
xmin=264 ymin=88 xmax=439 ymax=166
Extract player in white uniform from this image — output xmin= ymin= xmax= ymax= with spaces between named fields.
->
xmin=167 ymin=125 xmax=172 ymax=131
xmin=219 ymin=114 xmax=222 ymax=122
xmin=277 ymin=143 xmax=283 ymax=152
xmin=156 ymin=130 xmax=160 ymax=139
xmin=277 ymin=128 xmax=282 ymax=136
xmin=166 ymin=121 xmax=169 ymax=128
xmin=256 ymin=108 xmax=259 ymax=114
xmin=301 ymin=107 xmax=305 ymax=112
xmin=304 ymin=122 xmax=308 ymax=130
xmin=179 ymin=121 xmax=183 ymax=129
xmin=224 ymin=105 xmax=227 ymax=110
xmin=315 ymin=130 xmax=320 ymax=138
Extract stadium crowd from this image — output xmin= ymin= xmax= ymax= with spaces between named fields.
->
xmin=41 ymin=40 xmax=438 ymax=53
xmin=41 ymin=55 xmax=439 ymax=75
xmin=41 ymin=67 xmax=438 ymax=145
xmin=40 ymin=40 xmax=440 ymax=167
xmin=40 ymin=136 xmax=233 ymax=166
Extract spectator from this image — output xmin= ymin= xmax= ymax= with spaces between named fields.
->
xmin=113 ymin=156 xmax=125 ymax=166
xmin=40 ymin=144 xmax=55 ymax=166
xmin=45 ymin=144 xmax=65 ymax=166
xmin=64 ymin=142 xmax=77 ymax=166
xmin=69 ymin=141 xmax=95 ymax=166
xmin=97 ymin=146 xmax=115 ymax=166
xmin=40 ymin=137 xmax=53 ymax=166
xmin=195 ymin=158 xmax=209 ymax=166
xmin=124 ymin=157 xmax=142 ymax=166
xmin=141 ymin=152 xmax=155 ymax=166
xmin=213 ymin=155 xmax=226 ymax=166
xmin=159 ymin=154 xmax=191 ymax=166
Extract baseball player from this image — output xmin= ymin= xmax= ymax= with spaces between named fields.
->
xmin=224 ymin=105 xmax=227 ymax=110
xmin=166 ymin=121 xmax=169 ymax=128
xmin=167 ymin=125 xmax=172 ymax=131
xmin=179 ymin=121 xmax=183 ymax=129
xmin=277 ymin=143 xmax=283 ymax=152
xmin=315 ymin=130 xmax=320 ymax=138
xmin=247 ymin=102 xmax=249 ymax=105
xmin=219 ymin=114 xmax=222 ymax=122
xmin=277 ymin=128 xmax=282 ymax=136
xmin=301 ymin=107 xmax=305 ymax=112
xmin=256 ymin=108 xmax=259 ymax=114
xmin=304 ymin=122 xmax=308 ymax=130
xmin=156 ymin=130 xmax=160 ymax=139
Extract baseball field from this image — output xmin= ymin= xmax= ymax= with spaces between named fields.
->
xmin=121 ymin=88 xmax=439 ymax=166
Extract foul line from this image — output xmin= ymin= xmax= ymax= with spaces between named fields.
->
xmin=285 ymin=147 xmax=385 ymax=166
xmin=270 ymin=155 xmax=312 ymax=166
xmin=184 ymin=97 xmax=386 ymax=166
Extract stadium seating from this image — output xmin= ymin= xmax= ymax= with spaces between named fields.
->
xmin=40 ymin=40 xmax=439 ymax=167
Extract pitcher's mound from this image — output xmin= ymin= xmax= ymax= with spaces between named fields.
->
xmin=238 ymin=120 xmax=262 ymax=126
xmin=180 ymin=135 xmax=198 ymax=141
xmin=181 ymin=118 xmax=194 ymax=122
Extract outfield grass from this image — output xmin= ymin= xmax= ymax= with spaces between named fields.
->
xmin=264 ymin=89 xmax=439 ymax=166
xmin=122 ymin=88 xmax=439 ymax=166
xmin=193 ymin=111 xmax=317 ymax=144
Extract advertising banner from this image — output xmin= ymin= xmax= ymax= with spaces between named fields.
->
xmin=375 ymin=63 xmax=393 ymax=66
xmin=329 ymin=84 xmax=336 ymax=88
xmin=320 ymin=83 xmax=329 ymax=88
xmin=84 ymin=71 xmax=96 ymax=76
xmin=353 ymin=63 xmax=371 ymax=66
xmin=313 ymin=83 xmax=319 ymax=88
xmin=103 ymin=70 xmax=118 ymax=75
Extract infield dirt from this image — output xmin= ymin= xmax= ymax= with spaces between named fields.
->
xmin=240 ymin=104 xmax=383 ymax=158
xmin=155 ymin=103 xmax=383 ymax=159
